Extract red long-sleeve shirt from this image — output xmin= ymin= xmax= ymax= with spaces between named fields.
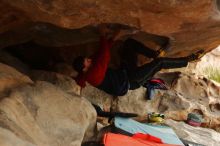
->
xmin=75 ymin=37 xmax=113 ymax=88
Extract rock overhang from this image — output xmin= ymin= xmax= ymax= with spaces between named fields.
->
xmin=1 ymin=0 xmax=220 ymax=61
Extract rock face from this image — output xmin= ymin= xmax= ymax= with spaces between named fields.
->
xmin=0 ymin=62 xmax=32 ymax=97
xmin=1 ymin=0 xmax=220 ymax=57
xmin=166 ymin=119 xmax=220 ymax=146
xmin=0 ymin=63 xmax=97 ymax=146
xmin=1 ymin=58 xmax=220 ymax=145
xmin=80 ymin=71 xmax=220 ymax=133
xmin=2 ymin=1 xmax=220 ymax=145
xmin=169 ymin=72 xmax=220 ymax=132
xmin=30 ymin=70 xmax=81 ymax=96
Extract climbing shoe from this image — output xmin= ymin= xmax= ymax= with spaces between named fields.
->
xmin=156 ymin=39 xmax=171 ymax=57
xmin=147 ymin=78 xmax=168 ymax=90
xmin=187 ymin=49 xmax=205 ymax=62
xmin=157 ymin=49 xmax=166 ymax=57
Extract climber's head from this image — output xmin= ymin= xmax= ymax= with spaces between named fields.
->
xmin=73 ymin=56 xmax=92 ymax=73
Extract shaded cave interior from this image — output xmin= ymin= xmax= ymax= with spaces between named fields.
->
xmin=1 ymin=22 xmax=171 ymax=76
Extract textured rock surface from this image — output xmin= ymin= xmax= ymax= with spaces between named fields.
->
xmin=81 ymin=84 xmax=113 ymax=111
xmin=0 ymin=50 xmax=30 ymax=74
xmin=2 ymin=59 xmax=220 ymax=146
xmin=1 ymin=0 xmax=220 ymax=144
xmin=0 ymin=127 xmax=35 ymax=146
xmin=89 ymin=71 xmax=220 ymax=132
xmin=0 ymin=1 xmax=29 ymax=33
xmin=1 ymin=60 xmax=220 ymax=145
xmin=166 ymin=119 xmax=220 ymax=146
xmin=1 ymin=0 xmax=220 ymax=57
xmin=0 ymin=63 xmax=97 ymax=146
xmin=169 ymin=72 xmax=220 ymax=132
xmin=0 ymin=62 xmax=32 ymax=97
xmin=30 ymin=70 xmax=81 ymax=96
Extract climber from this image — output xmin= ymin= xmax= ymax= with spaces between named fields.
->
xmin=72 ymin=25 xmax=205 ymax=97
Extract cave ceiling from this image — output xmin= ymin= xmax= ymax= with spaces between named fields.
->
xmin=1 ymin=0 xmax=220 ymax=57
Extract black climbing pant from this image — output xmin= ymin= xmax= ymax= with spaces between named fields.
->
xmin=128 ymin=57 xmax=188 ymax=90
xmin=120 ymin=38 xmax=188 ymax=90
xmin=123 ymin=38 xmax=160 ymax=58
xmin=97 ymin=37 xmax=189 ymax=96
xmin=121 ymin=38 xmax=158 ymax=70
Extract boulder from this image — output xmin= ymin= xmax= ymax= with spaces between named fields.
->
xmin=0 ymin=62 xmax=32 ymax=97
xmin=0 ymin=63 xmax=97 ymax=146
xmin=30 ymin=70 xmax=81 ymax=95
xmin=0 ymin=127 xmax=35 ymax=146
xmin=81 ymin=84 xmax=113 ymax=112
xmin=166 ymin=119 xmax=220 ymax=146
xmin=0 ymin=81 xmax=97 ymax=146
xmin=0 ymin=50 xmax=30 ymax=75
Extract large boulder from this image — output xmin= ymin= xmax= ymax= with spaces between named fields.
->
xmin=0 ymin=50 xmax=30 ymax=75
xmin=81 ymin=84 xmax=113 ymax=111
xmin=0 ymin=127 xmax=36 ymax=146
xmin=0 ymin=62 xmax=32 ymax=97
xmin=30 ymin=70 xmax=81 ymax=95
xmin=0 ymin=63 xmax=97 ymax=146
